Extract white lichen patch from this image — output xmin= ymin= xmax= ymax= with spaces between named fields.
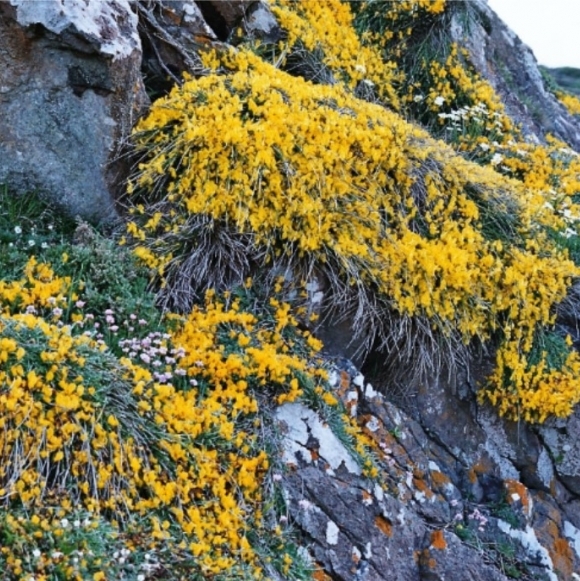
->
xmin=564 ymin=521 xmax=580 ymax=559
xmin=276 ymin=403 xmax=361 ymax=474
xmin=10 ymin=0 xmax=140 ymax=60
xmin=326 ymin=520 xmax=339 ymax=545
xmin=498 ymin=521 xmax=557 ymax=581
xmin=328 ymin=369 xmax=340 ymax=388
xmin=364 ymin=383 xmax=382 ymax=401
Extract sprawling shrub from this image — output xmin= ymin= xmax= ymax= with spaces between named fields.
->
xmin=125 ymin=44 xmax=580 ymax=422
xmin=0 ymin=253 xmax=338 ymax=579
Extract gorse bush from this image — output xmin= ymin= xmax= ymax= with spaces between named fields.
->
xmin=126 ymin=41 xmax=580 ymax=422
xmin=2 ymin=188 xmax=380 ymax=579
xmin=557 ymin=90 xmax=580 ymax=116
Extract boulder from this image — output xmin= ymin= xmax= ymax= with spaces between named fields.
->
xmin=0 ymin=0 xmax=147 ymax=223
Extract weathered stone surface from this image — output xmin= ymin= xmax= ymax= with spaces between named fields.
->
xmin=539 ymin=410 xmax=580 ymax=496
xmin=243 ymin=2 xmax=282 ymax=42
xmin=418 ymin=529 xmax=509 ymax=581
xmin=282 ymin=466 xmax=428 ymax=581
xmin=451 ymin=0 xmax=580 ymax=149
xmin=0 ymin=0 xmax=147 ymax=222
xmin=137 ymin=0 xmax=216 ymax=89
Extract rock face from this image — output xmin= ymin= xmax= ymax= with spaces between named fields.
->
xmin=0 ymin=0 xmax=281 ymax=222
xmin=0 ymin=0 xmax=147 ymax=222
xmin=451 ymin=0 xmax=580 ymax=149
xmin=277 ymin=363 xmax=580 ymax=580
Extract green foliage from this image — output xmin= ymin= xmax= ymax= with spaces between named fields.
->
xmin=0 ymin=185 xmax=75 ymax=278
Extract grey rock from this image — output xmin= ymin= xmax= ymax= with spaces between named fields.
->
xmin=451 ymin=0 xmax=580 ymax=148
xmin=0 ymin=0 xmax=147 ymax=223
xmin=539 ymin=410 xmax=580 ymax=496
xmin=418 ymin=528 xmax=509 ymax=581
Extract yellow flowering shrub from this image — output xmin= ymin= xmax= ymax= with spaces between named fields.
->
xmin=268 ymin=0 xmax=400 ymax=107
xmin=557 ymin=91 xmax=580 ymax=116
xmin=126 ymin=43 xmax=580 ymax=422
xmin=0 ymin=258 xmax=329 ymax=578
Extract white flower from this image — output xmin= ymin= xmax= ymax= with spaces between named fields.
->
xmin=137 ymin=576 xmax=145 ymax=581
xmin=32 ymin=549 xmax=41 ymax=558
xmin=59 ymin=518 xmax=69 ymax=528
xmin=413 ymin=95 xmax=424 ymax=103
xmin=28 ymin=239 xmax=35 ymax=247
xmin=478 ymin=143 xmax=490 ymax=151
xmin=73 ymin=519 xmax=81 ymax=528
xmin=14 ymin=226 xmax=22 ymax=234
xmin=433 ymin=96 xmax=445 ymax=107
xmin=354 ymin=64 xmax=366 ymax=74
xmin=490 ymin=153 xmax=503 ymax=166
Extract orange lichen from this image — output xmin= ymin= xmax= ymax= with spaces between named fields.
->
xmin=504 ymin=479 xmax=530 ymax=513
xmin=374 ymin=515 xmax=393 ymax=537
xmin=430 ymin=530 xmax=447 ymax=550
xmin=312 ymin=567 xmax=333 ymax=581
xmin=429 ymin=469 xmax=451 ymax=488
xmin=469 ymin=459 xmax=494 ymax=484
xmin=541 ymin=520 xmax=575 ymax=579
xmin=418 ymin=548 xmax=438 ymax=570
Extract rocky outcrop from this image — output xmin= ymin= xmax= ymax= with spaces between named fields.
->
xmin=276 ymin=363 xmax=580 ymax=580
xmin=0 ymin=0 xmax=281 ymax=223
xmin=0 ymin=0 xmax=148 ymax=222
xmin=451 ymin=0 xmax=580 ymax=149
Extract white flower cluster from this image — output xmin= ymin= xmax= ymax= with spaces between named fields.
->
xmin=437 ymin=102 xmax=505 ymax=141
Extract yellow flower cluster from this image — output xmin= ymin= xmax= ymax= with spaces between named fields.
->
xmin=0 ymin=509 xmax=142 ymax=580
xmin=355 ymin=0 xmax=447 ymax=61
xmin=127 ymin=42 xmax=580 ymax=421
xmin=125 ymin=0 xmax=580 ymax=428
xmin=482 ymin=337 xmax=580 ymax=422
xmin=269 ymin=0 xmax=400 ymax=107
xmin=557 ymin=91 xmax=580 ymax=116
xmin=0 ymin=259 xmax=326 ymax=577
xmin=0 ymin=255 xmax=73 ymax=313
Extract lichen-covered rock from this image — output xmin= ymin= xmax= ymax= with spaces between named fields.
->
xmin=451 ymin=0 xmax=580 ymax=148
xmin=539 ymin=410 xmax=580 ymax=496
xmin=0 ymin=0 xmax=147 ymax=222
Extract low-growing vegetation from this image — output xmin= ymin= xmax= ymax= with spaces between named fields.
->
xmin=3 ymin=0 xmax=580 ymax=579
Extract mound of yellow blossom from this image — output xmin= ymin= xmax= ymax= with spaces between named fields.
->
xmin=0 ymin=258 xmax=327 ymax=578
